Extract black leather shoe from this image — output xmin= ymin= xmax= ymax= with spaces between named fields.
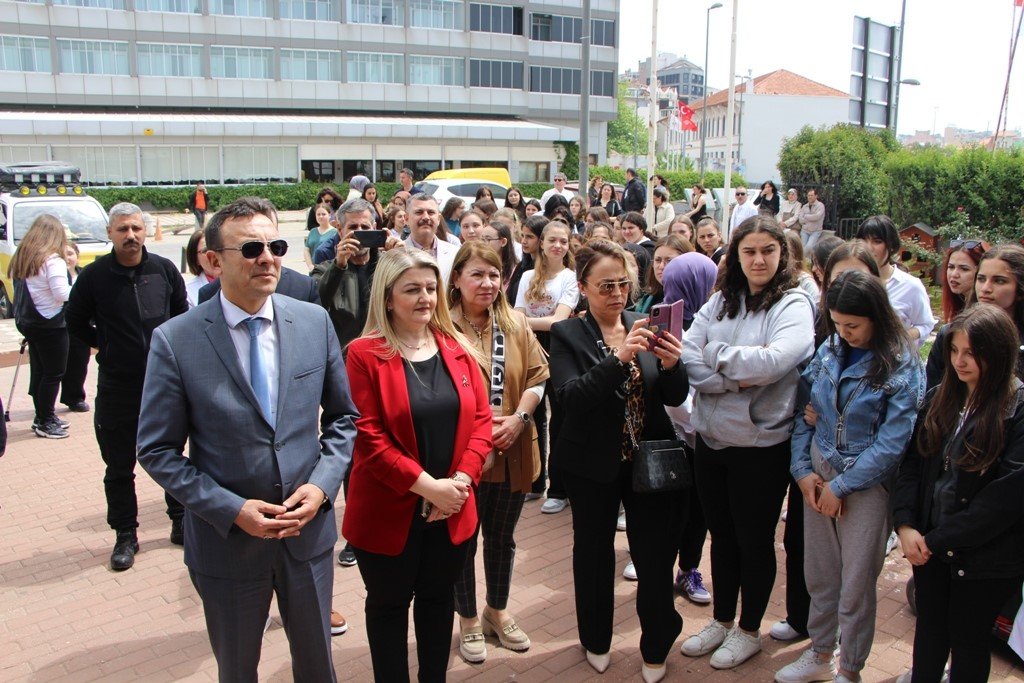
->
xmin=110 ymin=530 xmax=139 ymax=571
xmin=170 ymin=519 xmax=184 ymax=546
xmin=64 ymin=401 xmax=91 ymax=413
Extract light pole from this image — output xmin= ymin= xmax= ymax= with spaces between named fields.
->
xmin=698 ymin=2 xmax=723 ymax=179
xmin=735 ymin=70 xmax=751 ymax=174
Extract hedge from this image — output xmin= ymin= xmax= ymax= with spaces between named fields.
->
xmin=88 ymin=182 xmax=401 ymax=212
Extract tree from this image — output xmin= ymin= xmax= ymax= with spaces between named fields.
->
xmin=777 ymin=124 xmax=900 ymax=221
xmin=607 ymin=82 xmax=649 ymax=157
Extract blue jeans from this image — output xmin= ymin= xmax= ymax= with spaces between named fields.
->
xmin=801 ymin=230 xmax=822 ymax=249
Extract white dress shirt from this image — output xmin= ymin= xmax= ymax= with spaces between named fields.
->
xmin=729 ymin=200 xmax=758 ymax=234
xmin=220 ymin=292 xmax=279 ymax=425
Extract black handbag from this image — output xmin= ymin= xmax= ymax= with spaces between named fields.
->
xmin=625 ymin=396 xmax=691 ymax=493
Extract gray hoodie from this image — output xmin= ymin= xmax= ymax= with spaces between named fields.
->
xmin=682 ymin=288 xmax=815 ymax=449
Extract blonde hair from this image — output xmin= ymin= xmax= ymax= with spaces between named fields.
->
xmin=8 ymin=214 xmax=68 ymax=280
xmin=362 ymin=248 xmax=487 ymax=368
xmin=448 ymin=241 xmax=521 ymax=335
xmin=525 ymin=221 xmax=575 ymax=306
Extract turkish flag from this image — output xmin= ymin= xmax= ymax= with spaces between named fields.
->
xmin=682 ymin=119 xmax=698 ymax=132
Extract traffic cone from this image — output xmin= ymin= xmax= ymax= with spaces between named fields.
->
xmin=154 ymin=216 xmax=163 ymax=242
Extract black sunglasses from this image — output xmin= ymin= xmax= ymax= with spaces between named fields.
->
xmin=735 ymin=192 xmax=746 ymax=196
xmin=214 ymin=239 xmax=289 ymax=259
xmin=950 ymin=239 xmax=984 ymax=251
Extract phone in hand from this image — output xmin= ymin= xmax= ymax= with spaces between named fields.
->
xmin=353 ymin=229 xmax=387 ymax=249
xmin=647 ymin=299 xmax=684 ymax=351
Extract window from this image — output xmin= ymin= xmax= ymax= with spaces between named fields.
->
xmin=281 ymin=49 xmax=341 ymax=80
xmin=0 ymin=35 xmax=51 ymax=73
xmin=469 ymin=3 xmax=522 ymax=35
xmin=347 ymin=52 xmax=403 ymax=84
xmin=591 ymin=18 xmax=615 ymax=47
xmin=517 ymin=162 xmax=548 ymax=183
xmin=530 ymin=13 xmax=581 ymax=43
xmin=223 ymin=146 xmax=298 ymax=184
xmin=57 ymin=39 xmax=129 ymax=75
xmin=52 ymin=0 xmax=126 ymax=8
xmin=135 ymin=0 xmax=199 ymax=12
xmin=210 ymin=46 xmax=272 ymax=79
xmin=51 ymin=145 xmax=137 ymax=186
xmin=590 ymin=70 xmax=614 ymax=97
xmin=409 ymin=55 xmax=463 ymax=86
xmin=281 ymin=0 xmax=337 ymax=20
xmin=140 ymin=146 xmax=220 ymax=185
xmin=302 ymin=160 xmax=335 ymax=182
xmin=137 ymin=43 xmax=202 ymax=77
xmin=209 ymin=0 xmax=271 ymax=17
xmin=409 ymin=0 xmax=461 ymax=29
xmin=469 ymin=59 xmax=522 ymax=89
xmin=348 ymin=0 xmax=402 ymax=25
xmin=529 ymin=67 xmax=613 ymax=96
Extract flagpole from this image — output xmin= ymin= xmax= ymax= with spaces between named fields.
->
xmin=645 ymin=0 xmax=659 ymax=228
xmin=722 ymin=0 xmax=738 ymax=240
xmin=993 ymin=2 xmax=1023 ymax=151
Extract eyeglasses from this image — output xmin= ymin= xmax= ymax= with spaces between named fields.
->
xmin=481 ymin=236 xmax=502 ymax=243
xmin=585 ymin=279 xmax=631 ymax=295
xmin=214 ymin=239 xmax=289 ymax=259
xmin=950 ymin=239 xmax=984 ymax=251
xmin=735 ymin=192 xmax=747 ymax=196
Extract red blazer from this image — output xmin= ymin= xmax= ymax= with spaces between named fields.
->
xmin=342 ymin=331 xmax=492 ymax=555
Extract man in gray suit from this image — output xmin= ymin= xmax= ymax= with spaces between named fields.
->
xmin=137 ymin=197 xmax=358 ymax=682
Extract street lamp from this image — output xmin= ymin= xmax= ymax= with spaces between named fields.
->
xmin=698 ymin=2 xmax=723 ymax=178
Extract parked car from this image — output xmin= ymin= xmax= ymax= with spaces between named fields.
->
xmin=425 ymin=167 xmax=512 ymax=188
xmin=0 ymin=162 xmax=111 ymax=318
xmin=413 ymin=178 xmax=509 ymax=209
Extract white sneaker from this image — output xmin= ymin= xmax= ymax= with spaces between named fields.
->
xmin=681 ymin=618 xmax=729 ymax=657
xmin=617 ymin=513 xmax=627 ymax=531
xmin=541 ymin=497 xmax=568 ymax=514
xmin=623 ymin=560 xmax=638 ymax=581
xmin=774 ymin=649 xmax=837 ymax=683
xmin=886 ymin=530 xmax=899 ymax=556
xmin=770 ymin=619 xmax=807 ymax=642
xmin=709 ymin=628 xmax=762 ymax=669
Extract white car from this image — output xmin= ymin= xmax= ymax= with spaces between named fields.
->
xmin=413 ymin=179 xmax=508 ymax=210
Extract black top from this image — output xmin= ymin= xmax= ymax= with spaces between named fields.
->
xmin=66 ymin=248 xmax=188 ymax=392
xmin=754 ymin=192 xmax=780 ymax=215
xmin=691 ymin=195 xmax=708 ymax=221
xmin=405 ymin=352 xmax=459 ymax=480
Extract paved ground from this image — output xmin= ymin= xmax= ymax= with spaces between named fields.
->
xmin=1 ymin=357 xmax=1023 ymax=682
xmin=0 ymin=209 xmax=1021 ymax=681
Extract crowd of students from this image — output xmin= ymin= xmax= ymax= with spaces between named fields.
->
xmin=10 ymin=173 xmax=1024 ymax=682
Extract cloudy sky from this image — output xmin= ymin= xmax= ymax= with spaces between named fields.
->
xmin=619 ymin=0 xmax=1023 ymax=137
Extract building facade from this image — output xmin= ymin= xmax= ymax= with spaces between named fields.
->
xmin=637 ymin=52 xmax=705 ymax=103
xmin=0 ymin=0 xmax=619 ymax=185
xmin=685 ymin=69 xmax=848 ymax=185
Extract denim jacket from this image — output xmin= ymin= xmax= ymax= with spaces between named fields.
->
xmin=791 ymin=336 xmax=925 ymax=498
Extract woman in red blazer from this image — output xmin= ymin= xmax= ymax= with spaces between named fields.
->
xmin=343 ymin=248 xmax=492 ymax=683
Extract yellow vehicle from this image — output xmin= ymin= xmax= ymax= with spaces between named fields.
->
xmin=0 ymin=162 xmax=111 ymax=318
xmin=424 ymin=167 xmax=512 ymax=188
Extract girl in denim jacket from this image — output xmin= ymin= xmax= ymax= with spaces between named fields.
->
xmin=778 ymin=271 xmax=924 ymax=683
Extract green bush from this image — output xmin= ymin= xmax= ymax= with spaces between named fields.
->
xmin=88 ymin=182 xmax=404 ymax=212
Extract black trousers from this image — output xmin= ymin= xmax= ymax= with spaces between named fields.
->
xmin=24 ymin=326 xmax=67 ymax=422
xmin=59 ymin=333 xmax=90 ymax=406
xmin=562 ymin=463 xmax=685 ymax=664
xmin=354 ymin=519 xmax=469 ymax=683
xmin=531 ymin=391 xmax=567 ymax=499
xmin=782 ymin=478 xmax=811 ymax=634
xmin=190 ymin=547 xmax=336 ymax=683
xmin=95 ymin=392 xmax=183 ymax=531
xmin=694 ymin=436 xmax=791 ymax=632
xmin=454 ymin=475 xmax=526 ymax=617
xmin=677 ymin=444 xmax=708 ymax=570
xmin=910 ymin=557 xmax=1021 ymax=683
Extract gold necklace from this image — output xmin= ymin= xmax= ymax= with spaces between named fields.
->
xmin=397 ymin=336 xmax=428 ymax=351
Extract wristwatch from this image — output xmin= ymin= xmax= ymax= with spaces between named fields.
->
xmin=515 ymin=410 xmax=531 ymax=424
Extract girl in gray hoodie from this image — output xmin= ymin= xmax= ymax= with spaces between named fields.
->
xmin=679 ymin=215 xmax=816 ymax=671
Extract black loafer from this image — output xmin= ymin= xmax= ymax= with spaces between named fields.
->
xmin=65 ymin=401 xmax=91 ymax=413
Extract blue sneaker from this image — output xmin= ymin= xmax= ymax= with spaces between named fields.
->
xmin=677 ymin=568 xmax=711 ymax=604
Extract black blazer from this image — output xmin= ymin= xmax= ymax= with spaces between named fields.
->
xmin=893 ymin=386 xmax=1024 ymax=580
xmin=198 ymin=267 xmax=319 ymax=306
xmin=550 ymin=311 xmax=688 ymax=483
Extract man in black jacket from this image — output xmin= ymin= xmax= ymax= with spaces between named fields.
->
xmin=67 ymin=202 xmax=189 ymax=571
xmin=621 ymin=168 xmax=647 ymax=214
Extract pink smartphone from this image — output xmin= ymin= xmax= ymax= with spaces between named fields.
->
xmin=647 ymin=299 xmax=684 ymax=351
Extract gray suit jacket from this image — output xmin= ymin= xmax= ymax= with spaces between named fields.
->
xmin=137 ymin=293 xmax=358 ymax=580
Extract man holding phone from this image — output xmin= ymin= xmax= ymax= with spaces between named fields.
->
xmin=312 ymin=198 xmax=399 ymax=266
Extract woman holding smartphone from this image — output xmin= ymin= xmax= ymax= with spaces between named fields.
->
xmin=343 ymin=249 xmax=492 ymax=683
xmin=894 ymin=304 xmax=1024 ymax=683
xmin=681 ymin=215 xmax=815 ymax=670
xmin=776 ymin=270 xmax=923 ymax=683
xmin=550 ymin=239 xmax=688 ymax=681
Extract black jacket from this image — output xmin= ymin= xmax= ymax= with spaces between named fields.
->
xmin=893 ymin=385 xmax=1024 ymax=580
xmin=197 ymin=267 xmax=319 ymax=306
xmin=550 ymin=312 xmax=688 ymax=483
xmin=66 ymin=248 xmax=188 ymax=393
xmin=621 ymin=178 xmax=647 ymax=213
xmin=311 ymin=260 xmax=372 ymax=348
xmin=187 ymin=189 xmax=209 ymax=212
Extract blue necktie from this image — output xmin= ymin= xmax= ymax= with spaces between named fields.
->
xmin=244 ymin=317 xmax=273 ymax=427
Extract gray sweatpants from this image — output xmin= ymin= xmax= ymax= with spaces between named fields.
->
xmin=803 ymin=442 xmax=891 ymax=673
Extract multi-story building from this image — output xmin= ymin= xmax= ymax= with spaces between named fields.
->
xmin=684 ymin=69 xmax=848 ymax=184
xmin=0 ymin=0 xmax=619 ymax=186
xmin=637 ymin=52 xmax=705 ymax=103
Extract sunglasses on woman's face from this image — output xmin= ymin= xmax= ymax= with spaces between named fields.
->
xmin=214 ymin=239 xmax=289 ymax=259
xmin=586 ymin=279 xmax=631 ymax=295
xmin=950 ymin=239 xmax=983 ymax=251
